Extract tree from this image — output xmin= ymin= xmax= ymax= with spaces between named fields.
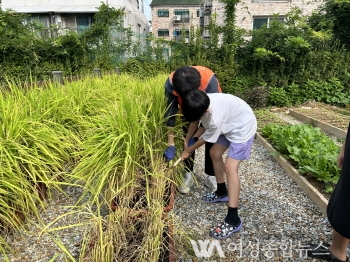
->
xmin=80 ymin=3 xmax=129 ymax=68
xmin=308 ymin=0 xmax=350 ymax=50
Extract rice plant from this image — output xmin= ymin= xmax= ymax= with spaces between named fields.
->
xmin=71 ymin=74 xmax=169 ymax=206
xmin=78 ymin=203 xmax=169 ymax=262
xmin=0 ymin=73 xmax=181 ymax=260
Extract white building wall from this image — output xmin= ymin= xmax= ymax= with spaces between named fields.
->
xmin=1 ymin=0 xmax=149 ymax=35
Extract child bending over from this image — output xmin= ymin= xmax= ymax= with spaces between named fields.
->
xmin=180 ymin=90 xmax=257 ymax=239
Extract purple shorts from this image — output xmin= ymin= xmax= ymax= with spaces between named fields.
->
xmin=216 ymin=134 xmax=255 ymax=160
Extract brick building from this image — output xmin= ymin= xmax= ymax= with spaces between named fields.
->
xmin=150 ymin=0 xmax=201 ymax=42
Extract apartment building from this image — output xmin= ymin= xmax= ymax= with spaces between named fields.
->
xmin=201 ymin=0 xmax=321 ymax=32
xmin=150 ymin=0 xmax=321 ymax=42
xmin=1 ymin=0 xmax=149 ymax=38
xmin=150 ymin=0 xmax=202 ymax=42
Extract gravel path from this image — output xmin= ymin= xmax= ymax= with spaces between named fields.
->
xmin=274 ymin=111 xmax=303 ymax=125
xmin=173 ymin=140 xmax=348 ymax=261
xmin=0 ymin=186 xmax=87 ymax=262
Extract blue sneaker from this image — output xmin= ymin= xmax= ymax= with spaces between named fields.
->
xmin=202 ymin=192 xmax=228 ymax=203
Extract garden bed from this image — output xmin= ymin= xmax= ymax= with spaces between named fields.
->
xmin=256 ymin=133 xmax=329 ymax=215
xmin=255 ymin=109 xmax=291 ymax=131
xmin=255 ymin=105 xmax=344 ymax=212
xmin=289 ymin=109 xmax=347 ymax=139
xmin=289 ymin=102 xmax=350 ymax=132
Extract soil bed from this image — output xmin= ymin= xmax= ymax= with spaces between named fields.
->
xmin=255 ymin=109 xmax=290 ymax=131
xmin=290 ymin=102 xmax=350 ymax=131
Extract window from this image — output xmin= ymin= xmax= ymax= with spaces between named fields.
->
xmin=25 ymin=14 xmax=51 ymax=37
xmin=62 ymin=14 xmax=76 ymax=28
xmin=173 ymin=29 xmax=189 ymax=37
xmin=173 ymin=29 xmax=189 ymax=42
xmin=174 ymin=9 xmax=190 ymax=23
xmin=76 ymin=14 xmax=94 ymax=33
xmin=158 ymin=29 xmax=169 ymax=37
xmin=137 ymin=23 xmax=141 ymax=36
xmin=197 ymin=9 xmax=200 ymax=17
xmin=253 ymin=16 xmax=284 ymax=29
xmin=26 ymin=14 xmax=50 ymax=27
xmin=158 ymin=9 xmax=169 ymax=17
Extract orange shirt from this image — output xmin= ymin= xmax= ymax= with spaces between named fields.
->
xmin=169 ymin=66 xmax=222 ymax=108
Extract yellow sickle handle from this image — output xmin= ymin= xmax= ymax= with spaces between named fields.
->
xmin=173 ymin=157 xmax=182 ymax=167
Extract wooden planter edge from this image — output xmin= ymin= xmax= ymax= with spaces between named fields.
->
xmin=256 ymin=132 xmax=328 ymax=216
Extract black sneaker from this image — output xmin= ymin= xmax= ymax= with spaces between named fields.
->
xmin=307 ymin=242 xmax=349 ymax=261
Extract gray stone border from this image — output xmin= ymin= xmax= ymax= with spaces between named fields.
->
xmin=256 ymin=132 xmax=329 ymax=216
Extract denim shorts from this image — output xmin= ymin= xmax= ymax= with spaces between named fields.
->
xmin=216 ymin=134 xmax=255 ymax=160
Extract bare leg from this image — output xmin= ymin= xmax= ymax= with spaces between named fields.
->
xmin=328 ymin=229 xmax=350 ymax=261
xmin=224 ymin=157 xmax=241 ymax=208
xmin=209 ymin=143 xmax=228 ymax=184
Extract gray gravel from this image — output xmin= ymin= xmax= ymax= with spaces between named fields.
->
xmin=173 ymin=139 xmax=348 ymax=261
xmin=0 ymin=185 xmax=87 ymax=262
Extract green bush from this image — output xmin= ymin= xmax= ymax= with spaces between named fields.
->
xmin=268 ymin=87 xmax=291 ymax=107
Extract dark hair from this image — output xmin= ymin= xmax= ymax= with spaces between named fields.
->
xmin=172 ymin=66 xmax=201 ymax=96
xmin=181 ymin=89 xmax=210 ymax=122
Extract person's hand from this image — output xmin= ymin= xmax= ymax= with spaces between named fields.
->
xmin=181 ymin=149 xmax=190 ymax=160
xmin=164 ymin=145 xmax=176 ymax=162
xmin=337 ymin=143 xmax=346 ymax=168
xmin=337 ymin=151 xmax=344 ymax=168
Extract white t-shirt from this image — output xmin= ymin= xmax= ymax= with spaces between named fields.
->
xmin=201 ymin=93 xmax=257 ymax=143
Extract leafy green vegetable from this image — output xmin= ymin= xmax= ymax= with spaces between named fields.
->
xmin=262 ymin=123 xmax=340 ymax=193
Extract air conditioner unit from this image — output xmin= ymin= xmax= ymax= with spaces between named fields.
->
xmin=173 ymin=15 xmax=181 ymax=21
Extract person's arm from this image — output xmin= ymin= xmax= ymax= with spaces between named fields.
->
xmin=181 ymin=137 xmax=206 ymax=160
xmin=337 ymin=139 xmax=346 ymax=168
xmin=166 ymin=128 xmax=175 ymax=146
xmin=184 ymin=121 xmax=199 ymax=148
xmin=193 ymin=125 xmax=205 ymax=139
